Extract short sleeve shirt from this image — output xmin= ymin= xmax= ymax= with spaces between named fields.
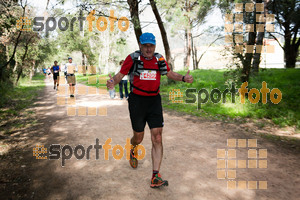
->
xmin=120 ymin=53 xmax=170 ymax=96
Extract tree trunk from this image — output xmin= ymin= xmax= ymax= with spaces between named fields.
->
xmin=127 ymin=0 xmax=142 ymax=44
xmin=0 ymin=0 xmax=27 ymax=80
xmin=242 ymin=32 xmax=256 ymax=83
xmin=252 ymin=31 xmax=264 ymax=73
xmin=191 ymin=34 xmax=197 ymax=70
xmin=13 ymin=53 xmax=18 ymax=73
xmin=149 ymin=0 xmax=174 ymax=71
xmin=184 ymin=25 xmax=192 ymax=70
xmin=16 ymin=36 xmax=31 ymax=85
xmin=252 ymin=0 xmax=264 ymax=73
xmin=29 ymin=60 xmax=35 ymax=80
xmin=285 ymin=44 xmax=297 ymax=68
xmin=241 ymin=10 xmax=257 ymax=83
xmin=0 ymin=44 xmax=7 ymax=82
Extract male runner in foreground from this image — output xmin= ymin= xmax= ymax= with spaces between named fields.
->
xmin=107 ymin=33 xmax=193 ymax=188
xmin=51 ymin=61 xmax=60 ymax=90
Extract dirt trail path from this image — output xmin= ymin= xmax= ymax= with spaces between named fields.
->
xmin=1 ymin=78 xmax=300 ymax=200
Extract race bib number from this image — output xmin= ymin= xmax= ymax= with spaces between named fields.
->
xmin=54 ymin=70 xmax=59 ymax=73
xmin=140 ymin=70 xmax=157 ymax=80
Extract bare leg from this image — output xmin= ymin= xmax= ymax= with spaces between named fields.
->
xmin=131 ymin=131 xmax=144 ymax=148
xmin=71 ymin=85 xmax=75 ymax=95
xmin=150 ymin=127 xmax=163 ymax=171
xmin=69 ymin=84 xmax=72 ymax=95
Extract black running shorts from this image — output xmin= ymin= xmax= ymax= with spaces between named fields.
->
xmin=128 ymin=93 xmax=164 ymax=132
xmin=53 ymin=73 xmax=59 ymax=80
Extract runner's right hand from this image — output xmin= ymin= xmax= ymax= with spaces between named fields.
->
xmin=106 ymin=74 xmax=114 ymax=90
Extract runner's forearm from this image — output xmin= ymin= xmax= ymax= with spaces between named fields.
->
xmin=113 ymin=72 xmax=125 ymax=85
xmin=166 ymin=71 xmax=184 ymax=82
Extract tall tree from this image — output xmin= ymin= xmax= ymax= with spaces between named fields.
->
xmin=252 ymin=0 xmax=265 ymax=73
xmin=127 ymin=0 xmax=143 ymax=43
xmin=159 ymin=0 xmax=215 ymax=69
xmin=219 ymin=0 xmax=266 ymax=82
xmin=0 ymin=0 xmax=25 ymax=82
xmin=149 ymin=0 xmax=174 ymax=70
xmin=267 ymin=0 xmax=300 ymax=68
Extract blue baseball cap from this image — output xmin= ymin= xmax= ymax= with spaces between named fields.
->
xmin=139 ymin=33 xmax=156 ymax=45
xmin=68 ymin=57 xmax=72 ymax=60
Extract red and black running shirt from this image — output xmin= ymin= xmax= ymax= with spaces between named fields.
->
xmin=120 ymin=54 xmax=171 ymax=96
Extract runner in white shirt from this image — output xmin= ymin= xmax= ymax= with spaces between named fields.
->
xmin=64 ymin=57 xmax=78 ymax=98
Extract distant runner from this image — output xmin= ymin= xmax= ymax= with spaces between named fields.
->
xmin=64 ymin=57 xmax=77 ymax=98
xmin=51 ymin=61 xmax=60 ymax=90
xmin=43 ymin=68 xmax=47 ymax=76
xmin=107 ymin=33 xmax=193 ymax=188
xmin=47 ymin=67 xmax=51 ymax=79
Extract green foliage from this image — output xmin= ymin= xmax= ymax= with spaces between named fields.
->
xmin=158 ymin=0 xmax=216 ymax=34
xmin=0 ymin=74 xmax=45 ymax=120
xmin=160 ymin=69 xmax=300 ymax=129
xmin=55 ymin=14 xmax=97 ymax=65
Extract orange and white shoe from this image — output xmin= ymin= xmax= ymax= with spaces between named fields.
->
xmin=129 ymin=149 xmax=138 ymax=168
xmin=150 ymin=173 xmax=168 ymax=188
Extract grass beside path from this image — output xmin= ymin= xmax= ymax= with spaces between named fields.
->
xmin=160 ymin=69 xmax=300 ymax=131
xmin=0 ymin=74 xmax=45 ymax=135
xmin=75 ymin=69 xmax=300 ymax=131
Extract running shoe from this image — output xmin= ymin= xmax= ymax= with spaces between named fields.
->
xmin=70 ymin=94 xmax=74 ymax=98
xmin=54 ymin=86 xmax=56 ymax=90
xmin=129 ymin=149 xmax=138 ymax=168
xmin=150 ymin=173 xmax=168 ymax=188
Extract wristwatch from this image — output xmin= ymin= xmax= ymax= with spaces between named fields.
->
xmin=182 ymin=76 xmax=185 ymax=82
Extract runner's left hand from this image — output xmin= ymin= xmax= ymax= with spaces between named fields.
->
xmin=106 ymin=74 xmax=114 ymax=89
xmin=184 ymin=70 xmax=193 ymax=83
